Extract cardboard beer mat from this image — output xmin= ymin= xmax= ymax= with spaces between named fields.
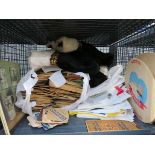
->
xmin=85 ymin=120 xmax=141 ymax=133
xmin=41 ymin=106 xmax=69 ymax=124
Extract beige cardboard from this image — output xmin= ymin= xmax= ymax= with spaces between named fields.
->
xmin=125 ymin=53 xmax=155 ymax=123
xmin=42 ymin=106 xmax=69 ymax=124
xmin=49 ymin=80 xmax=82 ymax=93
xmin=86 ymin=120 xmax=140 ymax=133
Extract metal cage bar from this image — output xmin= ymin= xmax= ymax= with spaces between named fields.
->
xmin=0 ymin=19 xmax=155 ymax=76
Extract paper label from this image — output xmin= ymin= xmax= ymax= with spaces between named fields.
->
xmin=42 ymin=107 xmax=69 ymax=124
xmin=49 ymin=71 xmax=66 ymax=87
xmin=85 ymin=120 xmax=140 ymax=133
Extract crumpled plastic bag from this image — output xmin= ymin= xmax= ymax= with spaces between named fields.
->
xmin=15 ymin=69 xmax=90 ymax=116
xmin=15 ymin=65 xmax=124 ymax=116
xmin=63 ymin=65 xmax=124 ymax=110
xmin=15 ymin=70 xmax=38 ymax=117
xmin=86 ymin=65 xmax=124 ymax=98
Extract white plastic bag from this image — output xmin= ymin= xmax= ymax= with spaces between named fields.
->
xmin=62 ymin=72 xmax=90 ymax=110
xmin=15 ymin=65 xmax=124 ymax=115
xmin=64 ymin=65 xmax=125 ymax=110
xmin=15 ymin=70 xmax=38 ymax=117
xmin=15 ymin=70 xmax=90 ymax=114
xmin=86 ymin=65 xmax=124 ymax=98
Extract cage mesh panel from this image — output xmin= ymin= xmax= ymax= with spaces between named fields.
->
xmin=0 ymin=19 xmax=153 ymax=46
xmin=1 ymin=44 xmax=34 ymax=76
xmin=0 ymin=21 xmax=35 ymax=44
xmin=96 ymin=47 xmax=109 ymax=53
xmin=117 ymin=47 xmax=155 ymax=73
xmin=117 ymin=20 xmax=155 ymax=40
xmin=114 ymin=22 xmax=155 ymax=73
xmin=0 ymin=19 xmax=155 ymax=76
xmin=0 ymin=44 xmax=49 ymax=76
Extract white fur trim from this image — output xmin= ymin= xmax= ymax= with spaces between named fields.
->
xmin=28 ymin=51 xmax=53 ymax=71
xmin=100 ymin=66 xmax=108 ymax=76
xmin=56 ymin=36 xmax=79 ymax=53
xmin=47 ymin=41 xmax=56 ymax=49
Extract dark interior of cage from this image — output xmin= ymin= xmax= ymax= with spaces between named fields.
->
xmin=0 ymin=19 xmax=155 ymax=135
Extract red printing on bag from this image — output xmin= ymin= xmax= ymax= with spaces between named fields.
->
xmin=115 ymin=86 xmax=124 ymax=96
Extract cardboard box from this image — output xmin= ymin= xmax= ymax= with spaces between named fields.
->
xmin=125 ymin=53 xmax=155 ymax=123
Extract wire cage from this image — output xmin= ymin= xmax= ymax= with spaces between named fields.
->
xmin=111 ymin=20 xmax=155 ymax=72
xmin=0 ymin=19 xmax=155 ymax=135
xmin=1 ymin=19 xmax=155 ymax=76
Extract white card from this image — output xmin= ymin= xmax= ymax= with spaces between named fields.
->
xmin=49 ymin=71 xmax=66 ymax=87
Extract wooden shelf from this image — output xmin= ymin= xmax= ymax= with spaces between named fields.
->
xmin=7 ymin=112 xmax=25 ymax=131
